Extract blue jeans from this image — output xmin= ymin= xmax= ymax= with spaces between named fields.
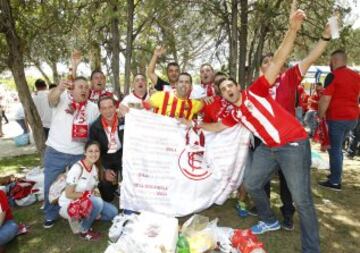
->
xmin=295 ymin=106 xmax=304 ymax=124
xmin=16 ymin=119 xmax=29 ymax=134
xmin=43 ymin=146 xmax=83 ymax=221
xmin=327 ymin=120 xmax=358 ymax=184
xmin=0 ymin=220 xmax=18 ymax=246
xmin=244 ymin=139 xmax=320 ymax=253
xmin=304 ymin=110 xmax=318 ymax=137
xmin=81 ymin=196 xmax=118 ymax=232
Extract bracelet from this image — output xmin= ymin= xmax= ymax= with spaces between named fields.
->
xmin=321 ymin=36 xmax=331 ymax=41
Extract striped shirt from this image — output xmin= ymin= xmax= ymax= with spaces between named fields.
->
xmin=222 ymin=76 xmax=307 ymax=147
xmin=150 ymin=91 xmax=203 ymax=120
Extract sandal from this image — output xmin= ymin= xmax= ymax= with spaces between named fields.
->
xmin=79 ymin=230 xmax=101 ymax=241
xmin=16 ymin=224 xmax=29 ymax=236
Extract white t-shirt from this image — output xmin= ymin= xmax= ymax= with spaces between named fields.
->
xmin=14 ymin=103 xmax=25 ymax=120
xmin=46 ymin=92 xmax=99 ymax=154
xmin=32 ymin=90 xmax=52 ymax=128
xmin=58 ymin=162 xmax=99 ymax=208
xmin=121 ymin=92 xmax=150 ymax=108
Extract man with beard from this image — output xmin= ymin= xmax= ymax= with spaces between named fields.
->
xmin=251 ymin=23 xmax=331 ymax=231
xmin=121 ymin=74 xmax=149 ymax=109
xmin=184 ymin=8 xmax=325 ymax=252
xmin=43 ymin=77 xmax=99 ymax=228
xmin=149 ymin=72 xmax=203 ymax=120
xmin=70 ymin=50 xmax=114 ymax=103
xmin=318 ymin=49 xmax=360 ymax=190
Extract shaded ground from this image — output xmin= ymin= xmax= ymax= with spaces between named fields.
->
xmin=0 ymin=145 xmax=359 ymax=253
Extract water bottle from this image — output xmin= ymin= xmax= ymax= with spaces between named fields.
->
xmin=176 ymin=233 xmax=190 ymax=253
xmin=68 ymin=218 xmax=81 ymax=234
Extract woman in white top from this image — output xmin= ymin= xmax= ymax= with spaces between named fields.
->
xmin=59 ymin=140 xmax=118 ymax=241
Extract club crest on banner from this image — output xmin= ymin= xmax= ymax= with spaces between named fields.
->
xmin=178 ymin=127 xmax=211 ymax=181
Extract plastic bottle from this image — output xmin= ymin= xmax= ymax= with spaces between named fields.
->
xmin=176 ymin=233 xmax=190 ymax=253
xmin=67 ymin=67 xmax=74 ymax=90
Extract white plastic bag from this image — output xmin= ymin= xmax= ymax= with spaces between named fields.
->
xmin=181 ymin=215 xmax=218 ymax=253
xmin=108 ymin=213 xmax=137 ymax=243
xmin=25 ymin=167 xmax=44 ymax=201
xmin=49 ymin=173 xmax=67 ymax=204
xmin=15 ymin=194 xmax=37 ymax=206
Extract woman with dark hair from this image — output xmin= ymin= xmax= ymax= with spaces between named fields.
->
xmin=58 ymin=140 xmax=118 ymax=241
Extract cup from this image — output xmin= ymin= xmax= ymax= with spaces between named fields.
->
xmin=328 ymin=16 xmax=340 ymax=39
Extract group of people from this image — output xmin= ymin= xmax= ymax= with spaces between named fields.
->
xmin=1 ymin=5 xmax=360 ymax=253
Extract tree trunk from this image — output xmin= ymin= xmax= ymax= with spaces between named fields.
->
xmin=110 ymin=1 xmax=121 ymax=97
xmin=89 ymin=41 xmax=101 ymax=71
xmin=0 ymin=0 xmax=46 ymax=158
xmin=50 ymin=60 xmax=59 ymax=84
xmin=238 ymin=0 xmax=248 ymax=88
xmin=229 ymin=0 xmax=238 ymax=79
xmin=124 ymin=0 xmax=134 ymax=95
xmin=34 ymin=61 xmax=52 ymax=85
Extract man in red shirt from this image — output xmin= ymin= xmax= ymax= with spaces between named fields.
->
xmin=254 ymin=24 xmax=330 ymax=231
xmin=304 ymin=83 xmax=323 ymax=137
xmin=191 ymin=8 xmax=330 ymax=253
xmin=318 ymin=50 xmax=360 ymax=191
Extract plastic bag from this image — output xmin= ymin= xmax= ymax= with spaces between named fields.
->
xmin=231 ymin=229 xmax=266 ymax=253
xmin=311 ymin=151 xmax=329 ymax=170
xmin=108 ymin=213 xmax=137 ymax=243
xmin=49 ymin=173 xmax=67 ymax=204
xmin=25 ymin=167 xmax=44 ymax=201
xmin=181 ymin=215 xmax=217 ymax=253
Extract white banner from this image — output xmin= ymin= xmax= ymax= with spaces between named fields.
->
xmin=120 ymin=109 xmax=251 ymax=217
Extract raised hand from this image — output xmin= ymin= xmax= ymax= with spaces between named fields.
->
xmin=71 ymin=49 xmax=82 ymax=67
xmin=289 ymin=0 xmax=305 ymax=32
xmin=153 ymin=45 xmax=166 ymax=57
xmin=58 ymin=79 xmax=73 ymax=91
xmin=289 ymin=9 xmax=306 ymax=32
xmin=322 ymin=23 xmax=331 ymax=39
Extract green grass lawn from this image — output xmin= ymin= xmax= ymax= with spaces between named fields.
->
xmin=1 ymin=153 xmax=359 ymax=253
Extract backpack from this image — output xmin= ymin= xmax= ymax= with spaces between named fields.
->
xmin=10 ymin=179 xmax=39 ymax=206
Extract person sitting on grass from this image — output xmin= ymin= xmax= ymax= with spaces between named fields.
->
xmin=0 ymin=190 xmax=27 ymax=252
xmin=58 ymin=140 xmax=118 ymax=241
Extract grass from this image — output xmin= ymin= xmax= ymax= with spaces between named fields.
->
xmin=0 ymin=151 xmax=359 ymax=253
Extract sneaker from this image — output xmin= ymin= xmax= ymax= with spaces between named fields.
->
xmin=318 ymin=180 xmax=341 ymax=192
xmin=43 ymin=220 xmax=55 ymax=229
xmin=235 ymin=202 xmax=248 ymax=217
xmin=80 ymin=230 xmax=101 ymax=241
xmin=248 ymin=206 xmax=258 ymax=217
xmin=251 ymin=220 xmax=281 ymax=234
xmin=282 ymin=218 xmax=294 ymax=231
xmin=123 ymin=209 xmax=137 ymax=215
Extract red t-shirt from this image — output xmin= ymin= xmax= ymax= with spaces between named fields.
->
xmin=201 ymin=96 xmax=234 ymax=123
xmin=308 ymin=92 xmax=321 ymax=111
xmin=323 ymin=67 xmax=360 ymax=120
xmin=300 ymin=92 xmax=310 ymax=112
xmin=269 ymin=65 xmax=303 ymax=115
xmin=0 ymin=190 xmax=13 ymax=222
xmin=222 ymin=76 xmax=307 ymax=147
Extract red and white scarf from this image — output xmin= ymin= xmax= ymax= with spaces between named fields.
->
xmin=88 ymin=89 xmax=108 ymax=103
xmin=201 ymin=82 xmax=216 ymax=97
xmin=101 ymin=115 xmax=119 ymax=154
xmin=65 ymin=96 xmax=88 ymax=141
